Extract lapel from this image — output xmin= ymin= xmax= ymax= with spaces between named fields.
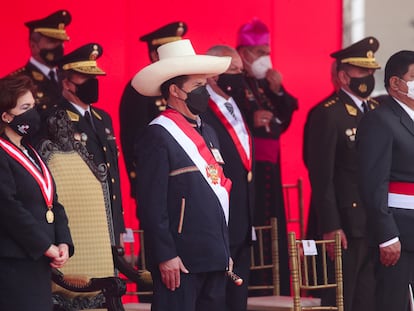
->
xmin=91 ymin=108 xmax=110 ymax=146
xmin=61 ymin=100 xmax=102 ymax=146
xmin=338 ymin=90 xmax=364 ymax=121
xmin=388 ymin=97 xmax=414 ymax=137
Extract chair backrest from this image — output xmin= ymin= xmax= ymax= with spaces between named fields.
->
xmin=288 ymin=231 xmax=344 ymax=311
xmin=248 ymin=217 xmax=280 ymax=296
xmin=283 ymin=178 xmax=305 ymax=238
xmin=40 ymin=110 xmax=116 ymax=280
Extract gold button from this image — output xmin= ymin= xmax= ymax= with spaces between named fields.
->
xmin=111 ymin=178 xmax=115 ymax=183
xmin=103 ymin=146 xmax=107 ymax=152
xmin=352 ymin=202 xmax=357 ymax=208
xmin=107 ymin=162 xmax=110 ymax=168
xmin=130 ymin=171 xmax=136 ymax=178
xmin=113 ymin=195 xmax=116 ymax=200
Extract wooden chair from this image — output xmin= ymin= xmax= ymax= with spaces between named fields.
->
xmin=283 ymin=178 xmax=305 ymax=238
xmin=39 ymin=110 xmax=146 ymax=311
xmin=247 ymin=218 xmax=321 ymax=311
xmin=288 ymin=231 xmax=344 ymax=311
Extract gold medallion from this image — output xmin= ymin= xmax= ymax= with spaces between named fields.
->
xmin=206 ymin=164 xmax=220 ymax=185
xmin=46 ymin=209 xmax=54 ymax=224
xmin=247 ymin=171 xmax=253 ymax=182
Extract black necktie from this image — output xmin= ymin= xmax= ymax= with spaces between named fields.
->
xmin=84 ymin=111 xmax=95 ymax=130
xmin=362 ymin=101 xmax=370 ymax=113
xmin=48 ymin=70 xmax=58 ymax=87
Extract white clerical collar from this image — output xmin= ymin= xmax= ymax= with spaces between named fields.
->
xmin=29 ymin=57 xmax=56 ymax=77
xmin=393 ymin=97 xmax=414 ymax=121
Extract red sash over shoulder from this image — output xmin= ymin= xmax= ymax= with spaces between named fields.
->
xmin=0 ymin=138 xmax=53 ymax=208
xmin=150 ymin=109 xmax=232 ymax=223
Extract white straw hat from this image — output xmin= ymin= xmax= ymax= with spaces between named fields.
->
xmin=131 ymin=39 xmax=231 ymax=96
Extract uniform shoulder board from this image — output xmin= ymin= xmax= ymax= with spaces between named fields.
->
xmin=323 ymin=96 xmax=339 ymax=108
xmin=91 ymin=109 xmax=102 ymax=120
xmin=369 ymin=98 xmax=379 ymax=105
xmin=66 ymin=110 xmax=80 ymax=122
xmin=8 ymin=67 xmax=26 ymax=76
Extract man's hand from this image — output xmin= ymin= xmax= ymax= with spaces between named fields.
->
xmin=265 ymin=69 xmax=283 ymax=94
xmin=253 ymin=109 xmax=274 ymax=131
xmin=159 ymin=256 xmax=189 ymax=291
xmin=379 ymin=240 xmax=401 ymax=267
xmin=323 ymin=229 xmax=348 ymax=260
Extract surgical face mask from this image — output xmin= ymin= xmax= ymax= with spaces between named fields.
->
xmin=39 ymin=45 xmax=64 ymax=66
xmin=69 ymin=78 xmax=99 ymax=104
xmin=400 ymin=79 xmax=414 ymax=100
xmin=250 ymin=55 xmax=273 ymax=79
xmin=8 ymin=108 xmax=41 ymax=137
xmin=347 ymin=73 xmax=375 ymax=98
xmin=181 ymin=85 xmax=210 ymax=115
xmin=217 ymin=73 xmax=246 ymax=99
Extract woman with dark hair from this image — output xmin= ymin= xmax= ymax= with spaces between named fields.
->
xmin=0 ymin=75 xmax=73 ymax=311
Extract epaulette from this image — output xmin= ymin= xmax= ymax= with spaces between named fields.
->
xmin=91 ymin=109 xmax=102 ymax=120
xmin=9 ymin=67 xmax=26 ymax=76
xmin=323 ymin=96 xmax=339 ymax=108
xmin=66 ymin=110 xmax=80 ymax=122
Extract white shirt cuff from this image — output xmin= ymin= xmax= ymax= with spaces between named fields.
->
xmin=379 ymin=237 xmax=399 ymax=248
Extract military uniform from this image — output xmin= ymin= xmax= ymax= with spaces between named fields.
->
xmin=54 ymin=43 xmax=125 ymax=244
xmin=304 ymin=37 xmax=381 ymax=311
xmin=7 ymin=10 xmax=71 ymax=115
xmin=119 ymin=21 xmax=187 ymax=198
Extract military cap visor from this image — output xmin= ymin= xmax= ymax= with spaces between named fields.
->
xmin=25 ymin=10 xmax=71 ymax=41
xmin=60 ymin=43 xmax=106 ymax=75
xmin=331 ymin=36 xmax=381 ymax=69
xmin=139 ymin=21 xmax=188 ymax=49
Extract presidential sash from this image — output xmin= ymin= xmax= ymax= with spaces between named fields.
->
xmin=150 ymin=109 xmax=232 ymax=223
xmin=208 ymin=99 xmax=253 ymax=176
xmin=0 ymin=138 xmax=55 ymax=222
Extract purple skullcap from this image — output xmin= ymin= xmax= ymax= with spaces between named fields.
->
xmin=237 ymin=18 xmax=270 ymax=48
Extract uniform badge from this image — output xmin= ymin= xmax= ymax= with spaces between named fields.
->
xmin=81 ymin=132 xmax=88 ymax=142
xmin=32 ymin=71 xmax=44 ymax=81
xmin=345 ymin=128 xmax=357 ymax=141
xmin=345 ymin=104 xmax=358 ymax=116
xmin=210 ymin=148 xmax=224 ymax=164
xmin=206 ymin=164 xmax=220 ymax=185
xmin=74 ymin=132 xmax=81 ymax=141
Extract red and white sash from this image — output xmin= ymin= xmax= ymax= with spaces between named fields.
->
xmin=208 ymin=98 xmax=253 ymax=173
xmin=0 ymin=138 xmax=54 ymax=208
xmin=150 ymin=109 xmax=232 ymax=223
xmin=388 ymin=181 xmax=414 ymax=210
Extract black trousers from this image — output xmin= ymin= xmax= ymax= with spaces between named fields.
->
xmin=226 ymin=244 xmax=251 ymax=311
xmin=151 ymin=270 xmax=227 ymax=311
xmin=321 ymin=237 xmax=375 ymax=311
xmin=375 ymin=249 xmax=414 ymax=311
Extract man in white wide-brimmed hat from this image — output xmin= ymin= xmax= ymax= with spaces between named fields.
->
xmin=132 ymin=39 xmax=233 ymax=311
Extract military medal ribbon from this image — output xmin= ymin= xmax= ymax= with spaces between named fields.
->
xmin=0 ymin=138 xmax=54 ymax=222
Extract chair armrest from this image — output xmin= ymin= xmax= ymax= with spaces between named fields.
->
xmin=112 ymin=246 xmax=153 ymax=288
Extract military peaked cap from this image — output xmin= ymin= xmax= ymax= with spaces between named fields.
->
xmin=139 ymin=21 xmax=188 ymax=51
xmin=59 ymin=43 xmax=106 ymax=75
xmin=25 ymin=10 xmax=71 ymax=41
xmin=331 ymin=36 xmax=381 ymax=69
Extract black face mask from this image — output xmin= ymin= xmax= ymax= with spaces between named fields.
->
xmin=8 ymin=108 xmax=41 ymax=137
xmin=217 ymin=73 xmax=246 ymax=99
xmin=181 ymin=85 xmax=210 ymax=115
xmin=39 ymin=45 xmax=64 ymax=66
xmin=70 ymin=78 xmax=99 ymax=104
xmin=348 ymin=74 xmax=375 ymax=98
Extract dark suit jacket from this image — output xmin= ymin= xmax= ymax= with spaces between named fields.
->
xmin=201 ymin=100 xmax=254 ymax=249
xmin=57 ymin=99 xmax=125 ymax=243
xmin=134 ymin=116 xmax=230 ymax=273
xmin=119 ymin=82 xmax=166 ymax=197
xmin=0 ymin=141 xmax=73 ymax=260
xmin=357 ymin=95 xmax=414 ymax=250
xmin=304 ymin=89 xmax=379 ymax=237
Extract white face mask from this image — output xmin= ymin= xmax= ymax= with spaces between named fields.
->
xmin=250 ymin=55 xmax=273 ymax=79
xmin=405 ymin=80 xmax=414 ymax=100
